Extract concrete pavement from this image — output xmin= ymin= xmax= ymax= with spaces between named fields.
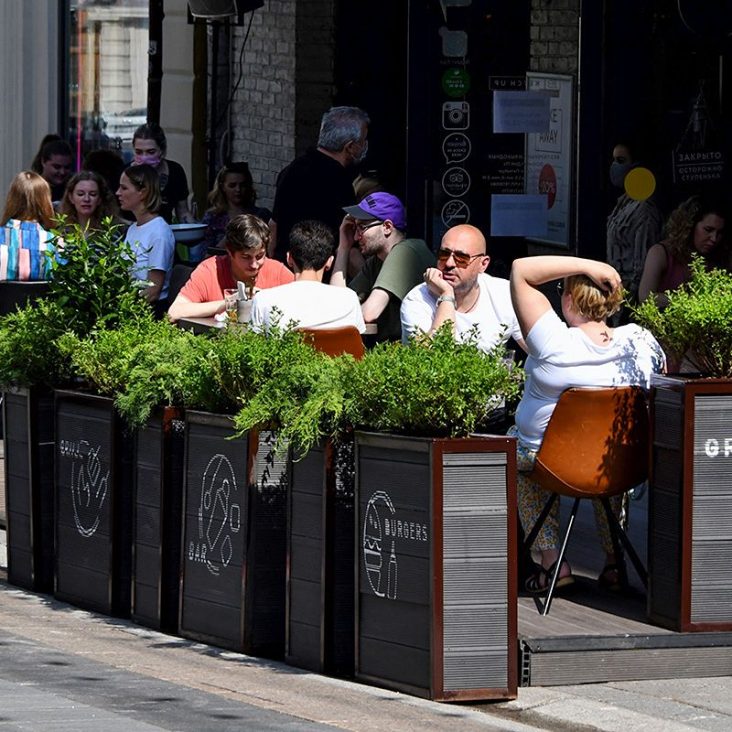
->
xmin=0 ymin=528 xmax=731 ymax=731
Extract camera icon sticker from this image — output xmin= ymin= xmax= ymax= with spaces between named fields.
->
xmin=442 ymin=101 xmax=470 ymax=131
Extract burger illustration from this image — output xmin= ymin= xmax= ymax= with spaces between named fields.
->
xmin=363 ymin=490 xmax=397 ymax=599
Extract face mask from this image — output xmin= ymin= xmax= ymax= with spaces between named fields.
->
xmin=134 ymin=153 xmax=162 ymax=168
xmin=353 ymin=140 xmax=368 ymax=165
xmin=609 ymin=161 xmax=632 ymax=189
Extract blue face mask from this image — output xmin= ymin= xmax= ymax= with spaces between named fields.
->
xmin=609 ymin=161 xmax=632 ymax=188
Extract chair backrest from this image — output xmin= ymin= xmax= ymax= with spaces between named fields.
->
xmin=167 ymin=264 xmax=194 ymax=305
xmin=0 ymin=280 xmax=50 ymax=316
xmin=530 ymin=386 xmax=649 ymax=499
xmin=298 ymin=325 xmax=366 ymax=359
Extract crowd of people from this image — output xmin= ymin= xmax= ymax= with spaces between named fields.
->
xmin=4 ymin=107 xmax=731 ymax=599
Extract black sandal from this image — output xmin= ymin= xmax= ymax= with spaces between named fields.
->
xmin=525 ymin=560 xmax=575 ymax=595
xmin=598 ymin=563 xmax=623 ymax=592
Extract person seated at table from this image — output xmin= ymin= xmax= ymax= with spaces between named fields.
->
xmin=57 ymin=170 xmax=122 ymax=233
xmin=167 ymin=213 xmax=293 ymax=323
xmin=400 ymin=224 xmax=525 ymax=353
xmin=250 ymin=219 xmax=365 ymax=333
xmin=509 ymin=256 xmax=665 ymax=593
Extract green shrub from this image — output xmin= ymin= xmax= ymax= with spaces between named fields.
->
xmin=633 ymin=256 xmax=732 ymax=377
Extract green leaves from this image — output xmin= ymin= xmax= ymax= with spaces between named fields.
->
xmin=633 ymin=256 xmax=732 ymax=376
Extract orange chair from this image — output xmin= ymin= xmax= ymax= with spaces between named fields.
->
xmin=522 ymin=386 xmax=650 ymax=614
xmin=298 ymin=326 xmax=366 ymax=359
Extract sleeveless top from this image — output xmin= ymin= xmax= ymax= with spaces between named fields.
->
xmin=657 ymin=243 xmax=689 ymax=293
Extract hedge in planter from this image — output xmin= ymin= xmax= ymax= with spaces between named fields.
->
xmin=635 ymin=259 xmax=732 ymax=630
xmin=344 ymin=330 xmax=522 ymax=701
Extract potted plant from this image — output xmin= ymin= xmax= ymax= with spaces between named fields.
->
xmin=342 ymin=327 xmax=522 ymax=702
xmin=634 ymin=257 xmax=732 ymax=631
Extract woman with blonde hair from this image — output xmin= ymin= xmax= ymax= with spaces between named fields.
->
xmin=510 ymin=256 xmax=665 ymax=593
xmin=57 ymin=170 xmax=121 ymax=232
xmin=0 ymin=171 xmax=56 ymax=280
xmin=639 ymin=195 xmax=727 ymax=307
xmin=116 ymin=164 xmax=174 ymax=315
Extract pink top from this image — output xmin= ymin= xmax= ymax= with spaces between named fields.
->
xmin=657 ymin=243 xmax=690 ymax=293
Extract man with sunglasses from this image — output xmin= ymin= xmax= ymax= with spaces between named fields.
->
xmin=400 ymin=224 xmax=524 ymax=352
xmin=331 ymin=192 xmax=434 ymax=341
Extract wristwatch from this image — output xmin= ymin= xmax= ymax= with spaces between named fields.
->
xmin=436 ymin=294 xmax=456 ymax=306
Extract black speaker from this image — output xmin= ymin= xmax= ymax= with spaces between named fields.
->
xmin=188 ymin=0 xmax=263 ymax=21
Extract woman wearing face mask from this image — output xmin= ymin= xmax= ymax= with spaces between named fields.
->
xmin=57 ymin=171 xmax=122 ymax=233
xmin=199 ymin=162 xmax=271 ymax=261
xmin=116 ymin=164 xmax=175 ymax=317
xmin=606 ymin=141 xmax=664 ymax=303
xmin=131 ymin=123 xmax=194 ymax=224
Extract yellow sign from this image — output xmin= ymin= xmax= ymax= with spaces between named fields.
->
xmin=624 ymin=167 xmax=656 ymax=201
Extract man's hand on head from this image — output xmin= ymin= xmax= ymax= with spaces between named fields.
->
xmin=423 ymin=267 xmax=454 ymax=299
xmin=338 ymin=215 xmax=357 ymax=249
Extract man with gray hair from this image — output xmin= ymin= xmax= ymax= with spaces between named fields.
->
xmin=270 ymin=105 xmax=369 ymax=263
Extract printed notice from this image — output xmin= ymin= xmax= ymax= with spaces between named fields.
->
xmin=493 ymin=90 xmax=551 ymax=134
xmin=490 ymin=194 xmax=547 ymax=237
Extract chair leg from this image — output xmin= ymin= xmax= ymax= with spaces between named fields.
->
xmin=541 ymin=498 xmax=580 ymax=616
xmin=600 ymin=497 xmax=648 ymax=588
xmin=522 ymin=492 xmax=558 ymax=554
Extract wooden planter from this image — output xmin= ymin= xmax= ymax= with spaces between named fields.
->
xmin=286 ymin=437 xmax=355 ymax=676
xmin=2 ymin=386 xmax=55 ymax=592
xmin=354 ymin=432 xmax=518 ymax=702
xmin=131 ymin=407 xmax=185 ymax=632
xmin=179 ymin=412 xmax=288 ymax=657
xmin=54 ymin=391 xmax=134 ymax=616
xmin=648 ymin=375 xmax=732 ymax=631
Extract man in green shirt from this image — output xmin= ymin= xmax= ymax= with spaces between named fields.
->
xmin=330 ymin=192 xmax=434 ymax=341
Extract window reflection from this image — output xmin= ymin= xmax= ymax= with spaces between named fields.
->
xmin=68 ymin=0 xmax=149 ymax=165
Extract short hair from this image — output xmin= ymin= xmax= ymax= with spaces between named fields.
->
xmin=123 ymin=164 xmax=162 ymax=213
xmin=207 ymin=162 xmax=256 ymax=215
xmin=132 ymin=122 xmax=167 ymax=154
xmin=566 ymin=274 xmax=624 ymax=321
xmin=288 ymin=220 xmax=334 ymax=271
xmin=2 ymin=171 xmax=54 ymax=229
xmin=31 ymin=134 xmax=62 ymax=173
xmin=58 ymin=170 xmax=119 ymax=228
xmin=225 ymin=213 xmax=270 ymax=253
xmin=40 ymin=139 xmax=72 ymax=163
xmin=317 ymin=106 xmax=370 ymax=152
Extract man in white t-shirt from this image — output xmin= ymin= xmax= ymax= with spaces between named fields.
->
xmin=250 ymin=219 xmax=365 ymax=332
xmin=400 ymin=224 xmax=525 ymax=352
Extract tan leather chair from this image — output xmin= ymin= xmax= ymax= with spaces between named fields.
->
xmin=522 ymin=386 xmax=650 ymax=614
xmin=298 ymin=325 xmax=366 ymax=360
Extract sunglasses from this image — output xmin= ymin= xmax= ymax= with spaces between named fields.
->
xmin=436 ymin=247 xmax=483 ymax=269
xmin=355 ymin=220 xmax=382 ymax=233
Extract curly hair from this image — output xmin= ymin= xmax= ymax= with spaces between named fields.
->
xmin=566 ymin=274 xmax=624 ymax=321
xmin=58 ymin=171 xmax=119 ymax=229
xmin=663 ymin=195 xmax=727 ymax=264
xmin=206 ymin=162 xmax=256 ymax=215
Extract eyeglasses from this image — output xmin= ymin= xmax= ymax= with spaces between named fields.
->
xmin=436 ymin=247 xmax=483 ymax=269
xmin=557 ymin=280 xmax=565 ymax=295
xmin=355 ymin=220 xmax=382 ymax=233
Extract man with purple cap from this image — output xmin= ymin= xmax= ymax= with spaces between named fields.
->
xmin=331 ymin=191 xmax=434 ymax=341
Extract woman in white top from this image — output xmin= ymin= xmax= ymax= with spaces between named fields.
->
xmin=510 ymin=256 xmax=665 ymax=593
xmin=116 ymin=164 xmax=175 ymax=317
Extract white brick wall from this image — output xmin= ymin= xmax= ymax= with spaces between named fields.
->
xmin=530 ymin=0 xmax=580 ymax=75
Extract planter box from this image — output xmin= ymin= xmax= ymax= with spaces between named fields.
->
xmin=131 ymin=407 xmax=185 ymax=632
xmin=286 ymin=437 xmax=355 ymax=676
xmin=3 ymin=386 xmax=55 ymax=592
xmin=354 ymin=432 xmax=518 ymax=702
xmin=179 ymin=412 xmax=288 ymax=657
xmin=54 ymin=391 xmax=134 ymax=616
xmin=648 ymin=375 xmax=732 ymax=631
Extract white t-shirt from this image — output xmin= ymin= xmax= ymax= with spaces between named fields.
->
xmin=250 ymin=280 xmax=366 ymax=333
xmin=400 ymin=273 xmax=522 ymax=352
xmin=125 ymin=216 xmax=175 ymax=300
xmin=515 ymin=309 xmax=665 ymax=450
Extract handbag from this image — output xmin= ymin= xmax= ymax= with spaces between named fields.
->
xmin=0 ymin=219 xmax=55 ymax=281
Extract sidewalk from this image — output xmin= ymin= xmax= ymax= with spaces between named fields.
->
xmin=0 ymin=528 xmax=731 ymax=731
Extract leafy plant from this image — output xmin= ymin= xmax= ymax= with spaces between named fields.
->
xmin=342 ymin=325 xmax=523 ymax=437
xmin=633 ymin=256 xmax=732 ymax=377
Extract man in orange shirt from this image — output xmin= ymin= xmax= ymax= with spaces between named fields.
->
xmin=167 ymin=214 xmax=293 ymax=322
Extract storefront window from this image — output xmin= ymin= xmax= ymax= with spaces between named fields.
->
xmin=67 ymin=0 xmax=149 ymax=166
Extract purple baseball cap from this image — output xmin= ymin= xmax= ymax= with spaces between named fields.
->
xmin=344 ymin=192 xmax=407 ymax=230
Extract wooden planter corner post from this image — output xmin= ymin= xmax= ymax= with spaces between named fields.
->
xmin=179 ymin=412 xmax=289 ymax=657
xmin=649 ymin=375 xmax=732 ymax=631
xmin=54 ymin=390 xmax=134 ymax=616
xmin=354 ymin=432 xmax=518 ymax=702
xmin=3 ymin=386 xmax=55 ymax=592
xmin=132 ymin=407 xmax=185 ymax=632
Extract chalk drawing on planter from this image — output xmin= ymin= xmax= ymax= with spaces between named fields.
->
xmin=64 ymin=440 xmax=109 ymax=538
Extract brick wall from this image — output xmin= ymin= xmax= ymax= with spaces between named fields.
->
xmin=530 ymin=0 xmax=580 ymax=75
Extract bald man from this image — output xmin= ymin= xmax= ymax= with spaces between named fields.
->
xmin=400 ymin=224 xmax=525 ymax=352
